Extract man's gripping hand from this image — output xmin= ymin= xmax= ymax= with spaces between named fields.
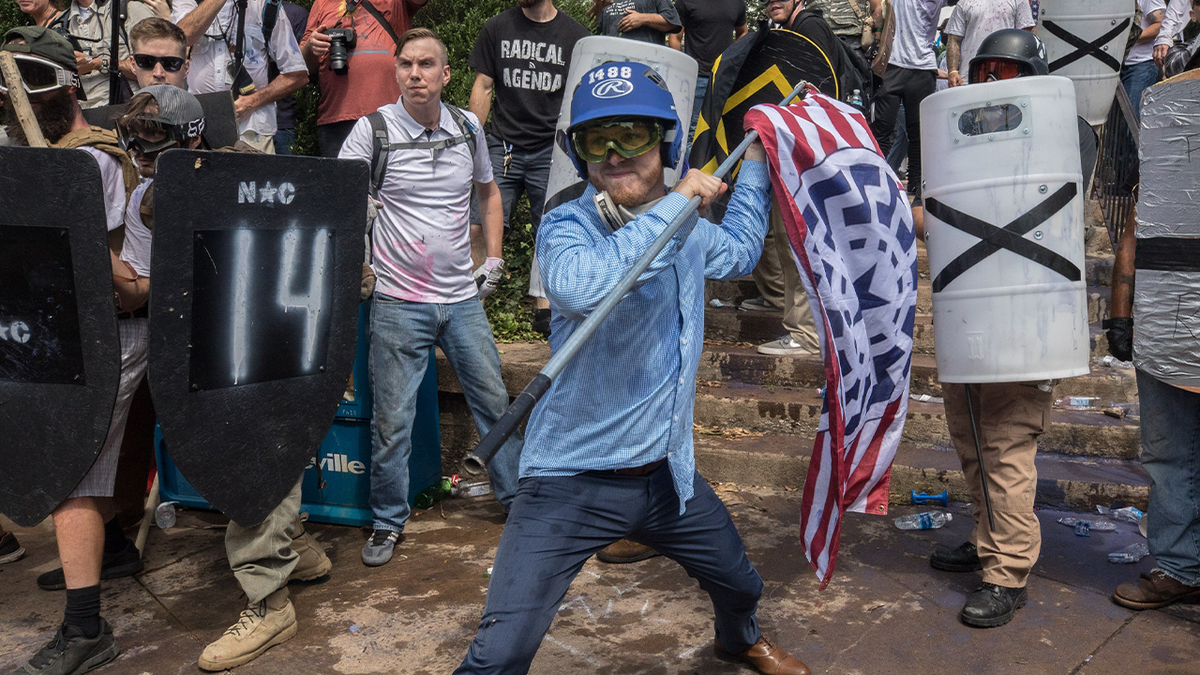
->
xmin=673 ymin=169 xmax=728 ymax=217
xmin=474 ymin=257 xmax=505 ymax=299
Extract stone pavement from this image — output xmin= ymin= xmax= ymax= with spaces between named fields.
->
xmin=3 ymin=492 xmax=1199 ymax=675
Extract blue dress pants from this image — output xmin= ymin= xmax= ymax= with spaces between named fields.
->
xmin=454 ymin=463 xmax=764 ymax=674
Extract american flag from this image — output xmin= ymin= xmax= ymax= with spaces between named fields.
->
xmin=744 ymin=91 xmax=919 ymax=589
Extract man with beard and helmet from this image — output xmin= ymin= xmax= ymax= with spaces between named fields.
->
xmin=452 ymin=61 xmax=810 ymax=675
xmin=926 ymin=28 xmax=1094 ymax=629
xmin=1 ymin=25 xmax=145 ymax=675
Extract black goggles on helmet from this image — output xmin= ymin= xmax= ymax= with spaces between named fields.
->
xmin=0 ymin=53 xmax=81 ymax=97
xmin=570 ymin=118 xmax=663 ymax=164
xmin=117 ymin=117 xmax=205 ymax=156
xmin=132 ymin=53 xmax=186 ymax=72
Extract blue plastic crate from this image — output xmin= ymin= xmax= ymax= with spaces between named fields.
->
xmin=156 ymin=302 xmax=442 ymax=527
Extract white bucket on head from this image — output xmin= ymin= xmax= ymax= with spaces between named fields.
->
xmin=542 ymin=36 xmax=698 ymax=215
xmin=1037 ymin=0 xmax=1136 ymax=125
xmin=920 ymin=76 xmax=1089 ymax=384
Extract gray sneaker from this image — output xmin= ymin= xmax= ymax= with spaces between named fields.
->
xmin=757 ymin=335 xmax=818 ymax=356
xmin=12 ymin=620 xmax=118 ymax=675
xmin=739 ymin=295 xmax=780 ymax=312
xmin=361 ymin=529 xmax=401 ymax=567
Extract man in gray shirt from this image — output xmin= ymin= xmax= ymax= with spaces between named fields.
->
xmin=594 ymin=0 xmax=681 ymax=44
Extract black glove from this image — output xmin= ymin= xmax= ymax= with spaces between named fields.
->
xmin=1102 ymin=317 xmax=1133 ymax=362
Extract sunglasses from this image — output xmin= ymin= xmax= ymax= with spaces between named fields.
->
xmin=133 ymin=53 xmax=186 ymax=72
xmin=571 ymin=119 xmax=663 ymax=164
xmin=0 ymin=53 xmax=80 ymax=96
xmin=970 ymin=58 xmax=1024 ymax=84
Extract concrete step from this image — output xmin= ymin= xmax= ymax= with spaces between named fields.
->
xmin=695 ymin=345 xmax=1138 ymax=403
xmin=692 ymin=433 xmax=1149 ymax=512
xmin=693 ymin=382 xmax=1140 ymax=460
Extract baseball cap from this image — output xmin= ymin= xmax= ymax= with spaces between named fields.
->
xmin=2 ymin=26 xmax=77 ymax=73
xmin=134 ymin=85 xmax=206 ymax=136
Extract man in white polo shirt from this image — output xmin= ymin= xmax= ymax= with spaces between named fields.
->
xmin=173 ymin=0 xmax=308 ymax=153
xmin=339 ymin=27 xmax=523 ymax=567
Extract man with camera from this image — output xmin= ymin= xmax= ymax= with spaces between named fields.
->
xmin=173 ymin=0 xmax=308 ymax=153
xmin=301 ymin=0 xmax=427 ymax=157
xmin=48 ymin=0 xmax=156 ymax=108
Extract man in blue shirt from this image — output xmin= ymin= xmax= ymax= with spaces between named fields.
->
xmin=453 ymin=62 xmax=810 ymax=675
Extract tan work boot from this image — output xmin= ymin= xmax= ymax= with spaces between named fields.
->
xmin=199 ymin=588 xmax=297 ymax=671
xmin=288 ymin=517 xmax=332 ymax=582
xmin=597 ymin=539 xmax=661 ymax=564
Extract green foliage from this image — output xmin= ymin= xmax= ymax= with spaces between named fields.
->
xmin=0 ymin=0 xmax=31 ymax=34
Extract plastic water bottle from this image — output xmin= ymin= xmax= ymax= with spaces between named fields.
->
xmin=452 ymin=480 xmax=492 ymax=499
xmin=849 ymin=89 xmax=863 ymax=108
xmin=894 ymin=511 xmax=952 ymax=530
xmin=1108 ymin=542 xmax=1150 ymax=564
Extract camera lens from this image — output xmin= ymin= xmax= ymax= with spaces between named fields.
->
xmin=327 ymin=28 xmax=355 ymax=75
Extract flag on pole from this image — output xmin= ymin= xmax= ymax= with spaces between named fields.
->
xmin=744 ymin=91 xmax=919 ymax=589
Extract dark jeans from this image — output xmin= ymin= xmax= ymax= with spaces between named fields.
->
xmin=870 ymin=65 xmax=936 ymax=205
xmin=317 ymin=119 xmax=359 ymax=158
xmin=273 ymin=128 xmax=296 ymax=155
xmin=453 ymin=464 xmax=764 ymax=674
xmin=1120 ymin=59 xmax=1159 ymax=120
xmin=1137 ymin=369 xmax=1200 ymax=586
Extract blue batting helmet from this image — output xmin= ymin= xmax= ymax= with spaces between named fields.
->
xmin=566 ymin=61 xmax=682 ymax=179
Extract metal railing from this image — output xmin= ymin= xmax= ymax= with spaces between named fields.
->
xmin=1091 ymin=83 xmax=1141 ymax=250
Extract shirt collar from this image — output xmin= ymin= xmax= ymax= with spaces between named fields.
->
xmin=392 ymin=97 xmax=458 ymax=140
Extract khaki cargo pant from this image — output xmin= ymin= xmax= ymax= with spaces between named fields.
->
xmin=225 ymin=476 xmax=302 ymax=604
xmin=943 ymin=381 xmax=1053 ymax=589
xmin=750 ymin=202 xmax=819 ymax=351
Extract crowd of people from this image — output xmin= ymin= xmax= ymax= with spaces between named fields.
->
xmin=2 ymin=0 xmax=1199 ymax=674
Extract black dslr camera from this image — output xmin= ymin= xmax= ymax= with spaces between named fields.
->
xmin=325 ymin=28 xmax=356 ymax=75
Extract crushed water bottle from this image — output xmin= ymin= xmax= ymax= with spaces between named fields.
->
xmin=452 ymin=480 xmax=492 ymax=499
xmin=1057 ymin=517 xmax=1117 ymax=532
xmin=1108 ymin=542 xmax=1150 ymax=564
xmin=894 ymin=511 xmax=952 ymax=530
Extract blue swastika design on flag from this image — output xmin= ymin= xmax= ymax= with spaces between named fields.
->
xmin=746 ymin=90 xmax=919 ymax=589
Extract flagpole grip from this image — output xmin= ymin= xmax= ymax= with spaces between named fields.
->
xmin=462 ymin=81 xmax=810 ymax=473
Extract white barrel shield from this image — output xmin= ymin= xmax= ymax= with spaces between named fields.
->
xmin=1037 ymin=0 xmax=1136 ymax=125
xmin=920 ymin=76 xmax=1089 ymax=383
xmin=543 ymin=36 xmax=698 ymax=215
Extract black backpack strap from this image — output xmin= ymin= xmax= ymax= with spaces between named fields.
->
xmin=262 ymin=0 xmax=282 ymax=46
xmin=367 ymin=112 xmax=390 ymax=195
xmin=357 ymin=0 xmax=400 ymax=48
xmin=444 ymin=105 xmax=478 ymax=160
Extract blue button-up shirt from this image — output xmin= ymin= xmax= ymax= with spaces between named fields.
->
xmin=521 ymin=160 xmax=772 ymax=513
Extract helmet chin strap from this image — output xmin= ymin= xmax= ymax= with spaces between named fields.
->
xmin=594 ymin=190 xmax=668 ymax=233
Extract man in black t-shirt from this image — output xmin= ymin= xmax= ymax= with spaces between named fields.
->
xmin=670 ymin=0 xmax=748 ymax=144
xmin=595 ymin=0 xmax=681 ymax=45
xmin=468 ymin=0 xmax=588 ymax=334
xmin=272 ymin=0 xmax=309 ymax=155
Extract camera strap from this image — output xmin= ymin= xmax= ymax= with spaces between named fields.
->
xmin=354 ymin=0 xmax=400 ymax=48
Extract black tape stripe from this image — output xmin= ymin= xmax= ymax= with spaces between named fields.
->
xmin=1135 ymin=237 xmax=1200 ymax=272
xmin=1042 ymin=19 xmax=1129 ymax=73
xmin=928 ymin=183 xmax=1081 ymax=292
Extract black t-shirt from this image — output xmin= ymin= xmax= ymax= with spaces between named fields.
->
xmin=468 ymin=7 xmax=589 ymax=149
xmin=675 ymin=0 xmax=747 ymax=76
xmin=597 ymin=0 xmax=682 ymax=45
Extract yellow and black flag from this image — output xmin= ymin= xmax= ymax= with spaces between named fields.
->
xmin=690 ymin=26 xmax=841 ymax=187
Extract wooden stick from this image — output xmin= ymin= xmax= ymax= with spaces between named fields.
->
xmin=0 ymin=52 xmax=48 ymax=148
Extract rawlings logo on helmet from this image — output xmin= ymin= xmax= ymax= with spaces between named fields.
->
xmin=592 ymin=79 xmax=634 ymax=99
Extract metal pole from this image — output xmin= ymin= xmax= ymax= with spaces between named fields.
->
xmin=964 ymin=383 xmax=996 ymax=532
xmin=464 ymin=81 xmax=810 ymax=475
xmin=108 ymin=0 xmax=121 ymax=104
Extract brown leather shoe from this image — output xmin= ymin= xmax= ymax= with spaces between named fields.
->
xmin=596 ymin=539 xmax=660 ymax=564
xmin=1114 ymin=568 xmax=1200 ymax=609
xmin=715 ymin=636 xmax=811 ymax=675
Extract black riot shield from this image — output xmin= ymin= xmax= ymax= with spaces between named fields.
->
xmin=82 ymin=91 xmax=240 ymax=150
xmin=0 ymin=148 xmax=121 ymax=527
xmin=150 ymin=150 xmax=367 ymax=526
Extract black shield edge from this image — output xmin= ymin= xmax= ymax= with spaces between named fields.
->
xmin=0 ymin=148 xmax=122 ymax=527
